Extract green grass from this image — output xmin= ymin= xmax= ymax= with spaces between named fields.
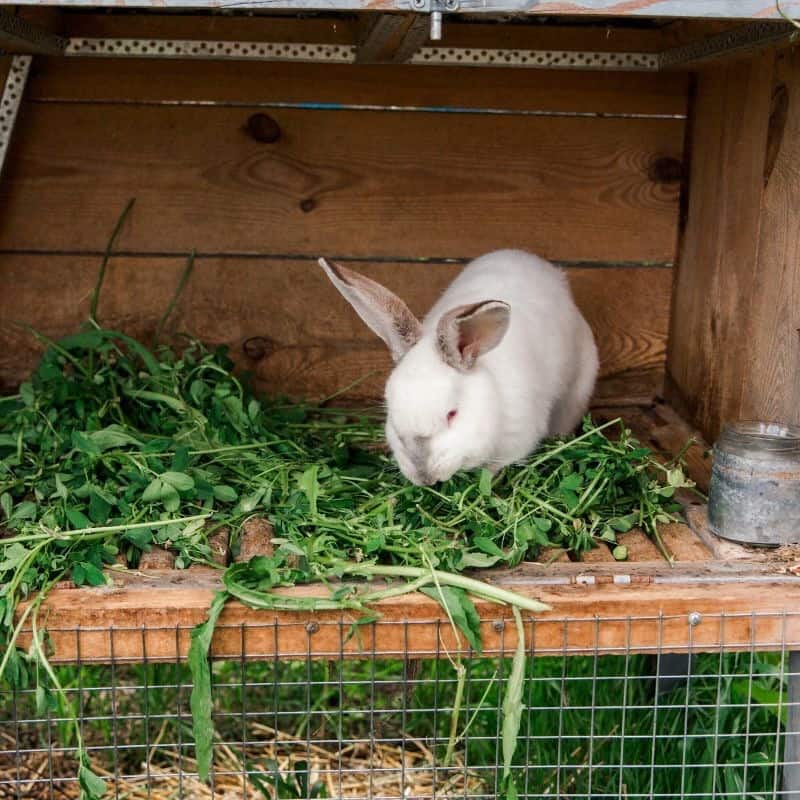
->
xmin=1 ymin=650 xmax=786 ymax=798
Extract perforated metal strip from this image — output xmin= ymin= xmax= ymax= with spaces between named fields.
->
xmin=0 ymin=55 xmax=31 ymax=176
xmin=63 ymin=37 xmax=658 ymax=71
xmin=65 ymin=38 xmax=357 ymax=62
xmin=412 ymin=47 xmax=658 ymax=70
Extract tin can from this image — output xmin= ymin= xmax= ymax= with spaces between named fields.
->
xmin=708 ymin=421 xmax=800 ymax=546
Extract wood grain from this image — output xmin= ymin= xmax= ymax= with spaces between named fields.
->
xmin=666 ymin=52 xmax=775 ymax=442
xmin=16 ymin=568 xmax=800 ymax=664
xmin=659 ymin=522 xmax=713 ymax=561
xmin=26 ymin=57 xmax=689 ymax=116
xmin=579 ymin=543 xmax=616 ymax=562
xmin=0 ymin=255 xmax=672 ymax=403
xmin=667 ymin=50 xmax=800 ymax=441
xmin=618 ymin=529 xmax=662 ymax=561
xmin=55 ymin=12 xmax=670 ymax=52
xmin=0 ymin=103 xmax=682 ymax=262
xmin=739 ymin=49 xmax=800 ymax=429
xmin=25 ymin=11 xmax=690 ymax=116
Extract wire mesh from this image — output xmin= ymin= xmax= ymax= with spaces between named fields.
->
xmin=1 ymin=611 xmax=799 ymax=799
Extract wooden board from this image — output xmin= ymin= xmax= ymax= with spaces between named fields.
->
xmin=23 ymin=13 xmax=690 ymax=116
xmin=16 ymin=568 xmax=800 ymax=663
xmin=666 ymin=53 xmax=774 ymax=441
xmin=739 ymin=48 xmax=800 ymax=428
xmin=666 ymin=50 xmax=800 ymax=442
xmin=593 ymin=401 xmax=711 ymax=491
xmin=53 ymin=12 xmax=669 ymax=52
xmin=26 ymin=57 xmax=689 ymax=116
xmin=0 ymin=103 xmax=683 ymax=262
xmin=0 ymin=255 xmax=672 ymax=403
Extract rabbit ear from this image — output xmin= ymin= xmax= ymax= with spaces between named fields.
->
xmin=318 ymin=258 xmax=422 ymax=361
xmin=436 ymin=300 xmax=510 ymax=371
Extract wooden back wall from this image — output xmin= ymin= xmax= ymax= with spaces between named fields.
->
xmin=0 ymin=13 xmax=689 ymax=405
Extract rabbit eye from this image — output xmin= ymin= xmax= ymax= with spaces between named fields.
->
xmin=446 ymin=409 xmax=458 ymax=425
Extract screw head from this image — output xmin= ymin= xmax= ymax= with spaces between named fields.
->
xmin=306 ymin=621 xmax=320 ymax=635
xmin=492 ymin=620 xmax=505 ymax=632
xmin=688 ymin=611 xmax=702 ymax=627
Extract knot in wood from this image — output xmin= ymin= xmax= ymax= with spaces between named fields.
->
xmin=246 ymin=113 xmax=282 ymax=144
xmin=242 ymin=336 xmax=274 ymax=361
xmin=648 ymin=156 xmax=683 ymax=185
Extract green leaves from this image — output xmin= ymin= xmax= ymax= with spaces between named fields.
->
xmin=87 ymin=425 xmax=142 ymax=452
xmin=298 ymin=466 xmax=319 ymax=515
xmin=78 ymin=757 xmax=107 ymax=799
xmin=71 ymin=562 xmax=107 ymax=587
xmin=142 ymin=472 xmax=194 ymax=512
xmin=420 ymin=585 xmax=482 ymax=655
xmin=189 ymin=590 xmax=229 ymax=782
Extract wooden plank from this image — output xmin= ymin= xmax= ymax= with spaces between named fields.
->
xmin=356 ymin=13 xmax=428 ymax=63
xmin=739 ymin=48 xmax=800 ymax=429
xmin=579 ymin=543 xmax=616 ymax=562
xmin=137 ymin=546 xmax=176 ymax=569
xmin=235 ymin=517 xmax=275 ymax=562
xmin=590 ymin=367 xmax=665 ymax=406
xmin=537 ymin=547 xmax=572 ymax=564
xmin=16 ymin=569 xmax=800 ymax=664
xmin=648 ymin=401 xmax=711 ymax=491
xmin=618 ymin=528 xmax=663 ymax=561
xmin=0 ymin=256 xmax=672 ymax=403
xmin=0 ymin=103 xmax=683 ymax=262
xmin=665 ymin=52 xmax=776 ymax=443
xmin=0 ymin=8 xmax=65 ymax=55
xmin=686 ymin=505 xmax=769 ymax=562
xmin=57 ymin=13 xmax=669 ymax=52
xmin=26 ymin=57 xmax=689 ymax=116
xmin=6 ymin=0 xmax=800 ymax=19
xmin=658 ymin=521 xmax=713 ymax=561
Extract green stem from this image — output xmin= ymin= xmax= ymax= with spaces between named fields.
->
xmin=443 ymin=661 xmax=466 ymax=767
xmin=522 ymin=418 xmax=621 ymax=473
xmin=0 ymin=514 xmax=210 ymax=545
xmin=155 ymin=251 xmax=195 ymax=345
xmin=342 ymin=564 xmax=550 ymax=613
xmin=90 ymin=198 xmax=135 ymax=324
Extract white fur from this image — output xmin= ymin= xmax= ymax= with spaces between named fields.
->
xmin=324 ymin=249 xmax=599 ymax=485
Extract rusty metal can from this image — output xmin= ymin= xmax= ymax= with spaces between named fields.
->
xmin=708 ymin=421 xmax=800 ymax=546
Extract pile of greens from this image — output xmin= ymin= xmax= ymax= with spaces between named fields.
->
xmin=0 ymin=324 xmax=693 ymax=798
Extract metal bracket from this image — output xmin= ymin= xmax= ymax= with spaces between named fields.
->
xmin=659 ymin=20 xmax=798 ymax=70
xmin=63 ymin=37 xmax=659 ymax=70
xmin=0 ymin=9 xmax=66 ymax=56
xmin=0 ymin=55 xmax=31 ymax=177
xmin=409 ymin=0 xmax=459 ymax=41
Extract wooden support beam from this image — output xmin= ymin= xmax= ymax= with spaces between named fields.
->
xmin=15 ymin=568 xmax=800 ymax=663
xmin=356 ymin=13 xmax=428 ymax=64
xmin=666 ymin=48 xmax=800 ymax=442
xmin=0 ymin=8 xmax=66 ymax=55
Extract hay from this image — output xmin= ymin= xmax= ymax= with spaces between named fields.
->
xmin=0 ymin=726 xmax=486 ymax=799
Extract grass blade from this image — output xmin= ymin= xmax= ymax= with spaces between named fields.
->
xmin=189 ymin=590 xmax=228 ymax=781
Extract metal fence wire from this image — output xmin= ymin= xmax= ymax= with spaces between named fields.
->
xmin=1 ymin=611 xmax=799 ymax=800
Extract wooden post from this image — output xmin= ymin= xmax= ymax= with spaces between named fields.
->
xmin=666 ymin=47 xmax=800 ymax=444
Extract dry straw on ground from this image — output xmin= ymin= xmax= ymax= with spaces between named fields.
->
xmin=0 ymin=726 xmax=485 ymax=799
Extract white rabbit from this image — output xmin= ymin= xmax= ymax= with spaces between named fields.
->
xmin=318 ymin=249 xmax=599 ymax=486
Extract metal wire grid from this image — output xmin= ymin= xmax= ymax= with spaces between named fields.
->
xmin=1 ymin=611 xmax=799 ymax=799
